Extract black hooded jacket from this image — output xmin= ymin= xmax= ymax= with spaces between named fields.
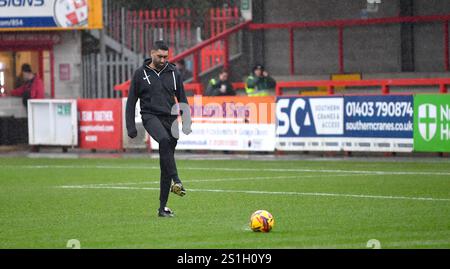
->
xmin=125 ymin=58 xmax=190 ymax=136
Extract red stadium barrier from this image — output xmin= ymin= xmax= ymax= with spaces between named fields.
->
xmin=114 ymin=78 xmax=449 ymax=97
xmin=114 ymin=80 xmax=131 ymax=97
xmin=232 ymin=82 xmax=246 ymax=91
xmin=184 ymin=83 xmax=204 ymax=95
xmin=275 ymin=78 xmax=450 ymax=96
xmin=170 ymin=20 xmax=252 ymax=82
xmin=202 ymin=7 xmax=240 ymax=71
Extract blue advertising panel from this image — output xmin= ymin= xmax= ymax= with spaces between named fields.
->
xmin=344 ymin=95 xmax=413 ymax=138
xmin=276 ymin=96 xmax=345 ymax=151
xmin=276 ymin=95 xmax=414 ymax=152
xmin=276 ymin=96 xmax=344 ymax=138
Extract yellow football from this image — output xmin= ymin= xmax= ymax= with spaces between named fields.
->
xmin=249 ymin=210 xmax=274 ymax=232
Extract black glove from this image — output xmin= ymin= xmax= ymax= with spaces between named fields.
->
xmin=128 ymin=128 xmax=137 ymax=139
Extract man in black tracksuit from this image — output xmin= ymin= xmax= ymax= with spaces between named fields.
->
xmin=126 ymin=41 xmax=192 ymax=217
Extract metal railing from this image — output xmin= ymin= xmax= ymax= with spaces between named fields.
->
xmin=249 ymin=14 xmax=450 ymax=75
xmin=114 ymin=14 xmax=450 ymax=97
xmin=114 ymin=20 xmax=250 ymax=96
xmin=83 ymin=54 xmax=137 ymax=98
xmin=89 ymin=1 xmax=242 ymax=98
xmin=274 ymin=78 xmax=450 ymax=96
xmin=103 ymin=0 xmax=240 ymax=57
xmin=170 ymin=20 xmax=251 ymax=82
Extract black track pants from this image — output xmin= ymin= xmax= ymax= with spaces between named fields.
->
xmin=143 ymin=114 xmax=179 ymax=210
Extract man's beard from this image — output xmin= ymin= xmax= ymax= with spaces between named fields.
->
xmin=154 ymin=61 xmax=164 ymax=70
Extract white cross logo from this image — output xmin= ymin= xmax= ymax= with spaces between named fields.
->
xmin=418 ymin=104 xmax=437 ymax=142
xmin=143 ymin=70 xmax=151 ymax=85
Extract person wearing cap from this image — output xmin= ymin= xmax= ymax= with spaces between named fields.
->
xmin=245 ymin=64 xmax=276 ymax=96
xmin=6 ymin=63 xmax=44 ymax=108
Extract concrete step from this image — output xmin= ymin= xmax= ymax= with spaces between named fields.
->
xmin=87 ymin=30 xmax=141 ymax=61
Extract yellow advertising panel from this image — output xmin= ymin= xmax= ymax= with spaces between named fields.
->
xmin=0 ymin=0 xmax=103 ymax=31
xmin=315 ymin=73 xmax=361 ymax=93
xmin=331 ymin=73 xmax=361 ymax=91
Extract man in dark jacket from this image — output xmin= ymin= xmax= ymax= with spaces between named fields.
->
xmin=245 ymin=64 xmax=276 ymax=96
xmin=126 ymin=40 xmax=192 ymax=217
xmin=205 ymin=69 xmax=235 ymax=96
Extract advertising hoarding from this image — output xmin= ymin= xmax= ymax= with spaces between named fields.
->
xmin=149 ymin=96 xmax=277 ymax=151
xmin=414 ymin=94 xmax=450 ymax=152
xmin=276 ymin=95 xmax=414 ymax=152
xmin=0 ymin=0 xmax=103 ymax=31
xmin=78 ymin=98 xmax=122 ymax=150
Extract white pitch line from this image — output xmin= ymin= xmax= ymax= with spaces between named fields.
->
xmin=297 ymin=239 xmax=450 ymax=249
xmin=57 ymin=185 xmax=450 ymax=202
xmin=81 ymin=175 xmax=302 ymax=187
xmin=3 ymin=164 xmax=450 ymax=176
xmin=78 ymin=174 xmax=371 ymax=187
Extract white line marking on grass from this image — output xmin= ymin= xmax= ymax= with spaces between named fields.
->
xmin=5 ymin=164 xmax=450 ymax=176
xmin=57 ymin=185 xmax=450 ymax=202
xmin=82 ymin=175 xmax=301 ymax=187
xmin=302 ymin=239 xmax=450 ymax=249
xmin=79 ymin=174 xmax=367 ymax=187
xmin=378 ymin=240 xmax=450 ymax=248
xmin=122 ymin=238 xmax=450 ymax=249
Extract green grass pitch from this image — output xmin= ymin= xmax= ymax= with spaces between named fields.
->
xmin=0 ymin=156 xmax=449 ymax=249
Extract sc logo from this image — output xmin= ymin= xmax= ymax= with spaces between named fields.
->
xmin=276 ymin=98 xmax=311 ymax=135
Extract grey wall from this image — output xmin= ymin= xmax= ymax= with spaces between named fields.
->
xmin=413 ymin=0 xmax=450 ymax=72
xmin=54 ymin=31 xmax=83 ymax=98
xmin=253 ymin=0 xmax=450 ymax=76
xmin=343 ymin=24 xmax=401 ymax=73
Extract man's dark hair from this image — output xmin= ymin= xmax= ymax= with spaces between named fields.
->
xmin=178 ymin=59 xmax=186 ymax=66
xmin=219 ymin=69 xmax=228 ymax=75
xmin=21 ymin=63 xmax=32 ymax=73
xmin=152 ymin=40 xmax=169 ymax=51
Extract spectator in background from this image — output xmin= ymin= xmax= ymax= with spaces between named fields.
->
xmin=14 ymin=63 xmax=30 ymax=88
xmin=245 ymin=64 xmax=276 ymax=96
xmin=176 ymin=59 xmax=192 ymax=81
xmin=205 ymin=69 xmax=235 ymax=96
xmin=5 ymin=64 xmax=44 ymax=108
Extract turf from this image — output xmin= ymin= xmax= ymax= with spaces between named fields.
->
xmin=0 ymin=156 xmax=449 ymax=249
